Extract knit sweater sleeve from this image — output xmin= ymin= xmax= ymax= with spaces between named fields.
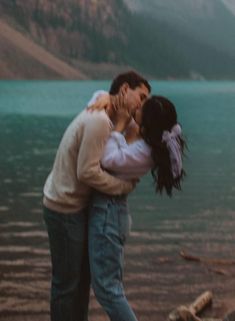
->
xmin=76 ymin=111 xmax=134 ymax=195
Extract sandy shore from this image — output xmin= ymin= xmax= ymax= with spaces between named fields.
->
xmin=0 ymin=218 xmax=235 ymax=321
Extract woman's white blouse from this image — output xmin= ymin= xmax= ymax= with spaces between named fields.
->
xmin=101 ymin=132 xmax=153 ymax=179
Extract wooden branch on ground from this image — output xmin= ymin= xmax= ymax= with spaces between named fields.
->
xmin=201 ymin=319 xmax=221 ymax=321
xmin=168 ymin=291 xmax=213 ymax=321
xmin=180 ymin=250 xmax=235 ymax=266
xmin=206 ymin=267 xmax=230 ymax=276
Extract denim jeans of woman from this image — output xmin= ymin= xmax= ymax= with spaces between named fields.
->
xmin=88 ymin=191 xmax=138 ymax=321
xmin=43 ymin=206 xmax=90 ymax=321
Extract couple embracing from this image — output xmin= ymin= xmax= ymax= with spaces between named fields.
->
xmin=43 ymin=70 xmax=185 ymax=321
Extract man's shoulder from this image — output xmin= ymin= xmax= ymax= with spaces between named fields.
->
xmin=70 ymin=109 xmax=109 ymax=126
xmin=83 ymin=110 xmax=111 ymax=127
xmin=65 ymin=110 xmax=111 ymax=137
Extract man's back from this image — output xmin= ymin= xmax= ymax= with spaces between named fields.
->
xmin=43 ymin=109 xmax=112 ymax=213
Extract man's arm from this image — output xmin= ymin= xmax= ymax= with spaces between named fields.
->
xmin=77 ymin=111 xmax=135 ymax=195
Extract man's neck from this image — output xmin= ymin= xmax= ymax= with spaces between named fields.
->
xmin=106 ymin=105 xmax=116 ymax=124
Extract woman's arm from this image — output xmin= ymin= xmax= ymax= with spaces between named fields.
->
xmin=101 ymin=132 xmax=152 ymax=177
xmin=87 ymin=90 xmax=152 ymax=177
xmin=101 ymin=99 xmax=152 ymax=177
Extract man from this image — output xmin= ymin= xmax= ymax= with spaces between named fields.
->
xmin=43 ymin=70 xmax=151 ymax=321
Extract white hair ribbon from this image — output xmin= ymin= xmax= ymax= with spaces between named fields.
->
xmin=162 ymin=124 xmax=182 ymax=178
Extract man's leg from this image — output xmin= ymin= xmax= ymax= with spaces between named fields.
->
xmin=43 ymin=206 xmax=90 ymax=321
xmin=88 ymin=193 xmax=137 ymax=321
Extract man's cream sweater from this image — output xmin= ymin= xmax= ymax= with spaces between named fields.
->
xmin=43 ymin=109 xmax=133 ymax=213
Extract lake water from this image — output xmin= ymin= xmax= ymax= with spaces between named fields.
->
xmin=1 ymin=80 xmax=235 ymax=227
xmin=0 ymin=80 xmax=235 ymax=320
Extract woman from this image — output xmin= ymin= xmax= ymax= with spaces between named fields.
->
xmin=88 ymin=94 xmax=186 ymax=321
xmin=101 ymin=95 xmax=185 ymax=194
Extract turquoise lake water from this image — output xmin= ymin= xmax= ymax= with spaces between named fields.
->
xmin=0 ymin=80 xmax=235 ymax=230
xmin=1 ymin=80 xmax=235 ymax=320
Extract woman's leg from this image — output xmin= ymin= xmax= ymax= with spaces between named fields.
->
xmin=88 ymin=193 xmax=137 ymax=321
xmin=43 ymin=206 xmax=90 ymax=321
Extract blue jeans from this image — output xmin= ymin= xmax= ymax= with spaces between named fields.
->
xmin=88 ymin=192 xmax=138 ymax=321
xmin=43 ymin=206 xmax=90 ymax=321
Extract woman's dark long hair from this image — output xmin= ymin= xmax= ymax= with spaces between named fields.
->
xmin=140 ymin=96 xmax=186 ymax=196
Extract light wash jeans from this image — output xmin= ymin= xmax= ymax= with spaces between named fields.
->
xmin=43 ymin=206 xmax=90 ymax=321
xmin=88 ymin=191 xmax=138 ymax=321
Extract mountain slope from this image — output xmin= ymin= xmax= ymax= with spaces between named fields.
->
xmin=124 ymin=0 xmax=235 ymax=55
xmin=1 ymin=0 xmax=235 ymax=79
xmin=0 ymin=19 xmax=87 ymax=79
xmin=0 ymin=0 xmax=128 ymax=63
xmin=123 ymin=0 xmax=235 ymax=79
xmin=221 ymin=0 xmax=235 ymax=16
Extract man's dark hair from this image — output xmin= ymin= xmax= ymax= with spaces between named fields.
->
xmin=109 ymin=70 xmax=151 ymax=95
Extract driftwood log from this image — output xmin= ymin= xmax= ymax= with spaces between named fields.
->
xmin=168 ymin=291 xmax=213 ymax=321
xmin=180 ymin=250 xmax=235 ymax=265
